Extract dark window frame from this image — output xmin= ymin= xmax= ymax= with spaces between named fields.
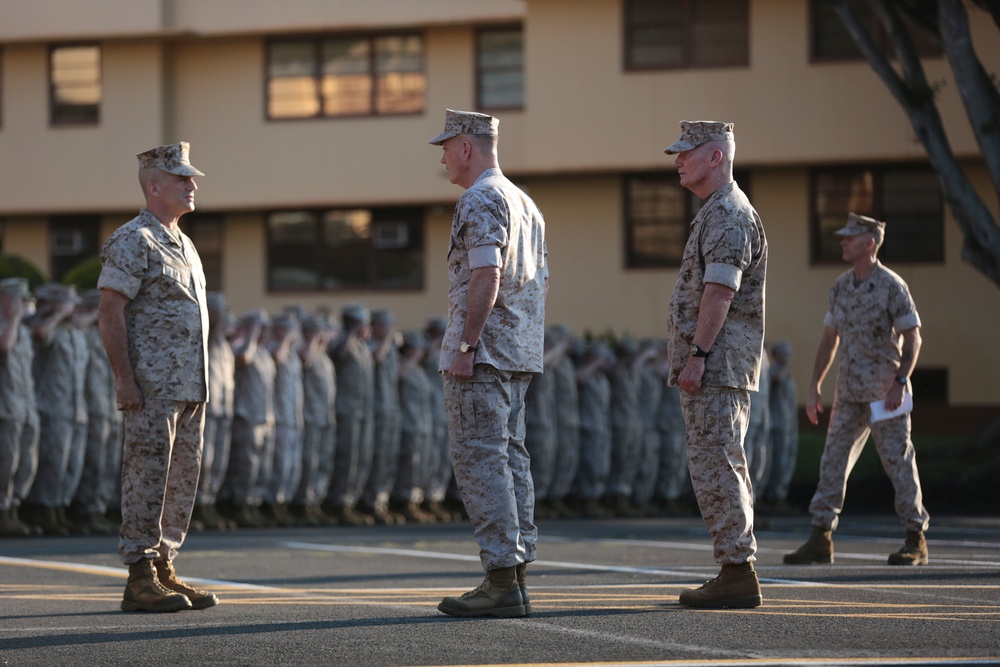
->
xmin=475 ymin=24 xmax=525 ymax=111
xmin=266 ymin=206 xmax=425 ymax=293
xmin=623 ymin=0 xmax=751 ymax=72
xmin=49 ymin=43 xmax=102 ymax=127
xmin=48 ymin=215 xmax=100 ymax=281
xmin=809 ymin=0 xmax=943 ymax=63
xmin=809 ymin=163 xmax=945 ymax=265
xmin=623 ymin=170 xmax=752 ymax=269
xmin=264 ymin=32 xmax=427 ymax=121
xmin=180 ymin=213 xmax=224 ymax=292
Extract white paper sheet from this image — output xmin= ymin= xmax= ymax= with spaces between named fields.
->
xmin=870 ymin=391 xmax=913 ymax=423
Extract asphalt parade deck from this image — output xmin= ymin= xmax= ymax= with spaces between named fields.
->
xmin=1 ymin=514 xmax=998 ymax=666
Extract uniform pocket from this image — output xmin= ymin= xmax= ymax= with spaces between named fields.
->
xmin=162 ymin=261 xmax=191 ymax=286
xmin=447 ymin=367 xmax=507 ymax=441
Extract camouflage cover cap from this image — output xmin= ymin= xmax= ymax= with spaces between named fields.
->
xmin=835 ymin=212 xmax=886 ymax=236
xmin=0 ymin=277 xmax=31 ymax=299
xmin=206 ymin=291 xmax=229 ymax=311
xmin=237 ymin=308 xmax=269 ymax=328
xmin=342 ymin=302 xmax=371 ymax=325
xmin=301 ymin=314 xmax=330 ymax=334
xmin=371 ymin=308 xmax=395 ymax=326
xmin=664 ymin=120 xmax=735 ymax=154
xmin=402 ymin=330 xmax=426 ymax=350
xmin=425 ymin=315 xmax=447 ymax=334
xmin=34 ymin=282 xmax=80 ymax=304
xmin=136 ymin=141 xmax=205 ymax=177
xmin=428 ymin=109 xmax=499 ymax=145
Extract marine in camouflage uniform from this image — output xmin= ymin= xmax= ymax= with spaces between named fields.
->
xmin=420 ymin=316 xmax=455 ymax=520
xmin=99 ymin=142 xmax=217 ymax=612
xmin=630 ymin=339 xmax=664 ymax=513
xmin=25 ymin=284 xmax=89 ymax=536
xmin=361 ymin=309 xmax=404 ymax=523
xmin=224 ymin=310 xmax=276 ymax=526
xmin=430 ymin=109 xmax=547 ymax=618
xmin=523 ymin=333 xmax=557 ymax=516
xmin=0 ymin=278 xmax=40 ymax=536
xmin=606 ymin=338 xmax=643 ymax=516
xmin=763 ymin=341 xmax=798 ymax=509
xmin=71 ymin=290 xmax=121 ymax=534
xmin=786 ymin=213 xmax=929 ymax=567
xmin=325 ymin=304 xmax=376 ymax=526
xmin=543 ymin=325 xmax=581 ymax=518
xmin=392 ymin=331 xmax=434 ymax=518
xmin=263 ymin=313 xmax=304 ymax=524
xmin=291 ymin=315 xmax=337 ymax=524
xmin=193 ymin=291 xmax=236 ymax=530
xmin=570 ymin=342 xmax=613 ymax=518
xmin=744 ymin=348 xmax=771 ymax=501
xmin=654 ymin=378 xmax=689 ymax=514
xmin=665 ymin=121 xmax=766 ymax=609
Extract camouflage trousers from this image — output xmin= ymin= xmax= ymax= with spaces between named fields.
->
xmin=680 ymin=387 xmax=757 ymax=564
xmin=223 ymin=417 xmax=272 ymax=506
xmin=12 ymin=411 xmax=39 ymax=507
xmin=362 ymin=411 xmax=401 ymax=509
xmin=73 ymin=413 xmax=121 ymax=514
xmin=608 ymin=419 xmax=643 ymax=498
xmin=809 ymin=400 xmax=930 ymax=533
xmin=25 ymin=413 xmax=85 ymax=508
xmin=655 ymin=385 xmax=688 ymax=502
xmin=0 ymin=418 xmax=25 ymax=510
xmin=328 ymin=411 xmax=373 ymax=508
xmin=631 ymin=428 xmax=662 ymax=505
xmin=425 ymin=411 xmax=452 ymax=505
xmin=444 ymin=365 xmax=536 ymax=571
xmin=119 ymin=399 xmax=205 ymax=565
xmin=392 ymin=424 xmax=432 ymax=505
xmin=294 ymin=422 xmax=334 ymax=507
xmin=198 ymin=414 xmax=232 ymax=505
xmin=267 ymin=424 xmax=304 ymax=505
xmin=546 ymin=422 xmax=580 ymax=501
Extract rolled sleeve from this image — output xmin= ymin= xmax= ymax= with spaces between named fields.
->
xmin=469 ymin=244 xmax=503 ymax=270
xmin=704 ymin=262 xmax=742 ymax=291
xmin=97 ymin=265 xmax=141 ymax=300
xmin=894 ymin=311 xmax=921 ymax=333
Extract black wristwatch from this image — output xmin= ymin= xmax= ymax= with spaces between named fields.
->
xmin=895 ymin=375 xmax=908 ymax=386
xmin=459 ymin=341 xmax=477 ymax=354
xmin=689 ymin=343 xmax=710 ymax=358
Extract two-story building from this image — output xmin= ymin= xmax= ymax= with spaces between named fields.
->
xmin=1 ymin=0 xmax=998 ymax=408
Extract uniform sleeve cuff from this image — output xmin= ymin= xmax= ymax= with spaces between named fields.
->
xmin=704 ymin=262 xmax=742 ymax=291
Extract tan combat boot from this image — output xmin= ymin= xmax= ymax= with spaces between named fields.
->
xmin=887 ymin=530 xmax=929 ymax=566
xmin=515 ymin=562 xmax=532 ymax=615
xmin=121 ymin=559 xmax=193 ymax=612
xmin=438 ymin=566 xmax=526 ymax=618
xmin=783 ymin=526 xmax=834 ymax=564
xmin=155 ymin=559 xmax=220 ymax=609
xmin=679 ymin=561 xmax=762 ymax=609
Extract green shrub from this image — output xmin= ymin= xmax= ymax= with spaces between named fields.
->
xmin=0 ymin=254 xmax=46 ymax=289
xmin=61 ymin=255 xmax=102 ymax=291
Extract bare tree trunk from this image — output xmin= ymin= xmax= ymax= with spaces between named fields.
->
xmin=832 ymin=0 xmax=1000 ymax=288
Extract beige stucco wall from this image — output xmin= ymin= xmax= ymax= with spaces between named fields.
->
xmin=0 ymin=0 xmax=523 ymax=41
xmin=2 ymin=0 xmax=998 ymax=405
xmin=521 ymin=0 xmax=987 ymax=172
xmin=0 ymin=41 xmax=165 ymax=213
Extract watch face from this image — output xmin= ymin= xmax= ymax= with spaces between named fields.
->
xmin=689 ymin=344 xmax=698 ymax=356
